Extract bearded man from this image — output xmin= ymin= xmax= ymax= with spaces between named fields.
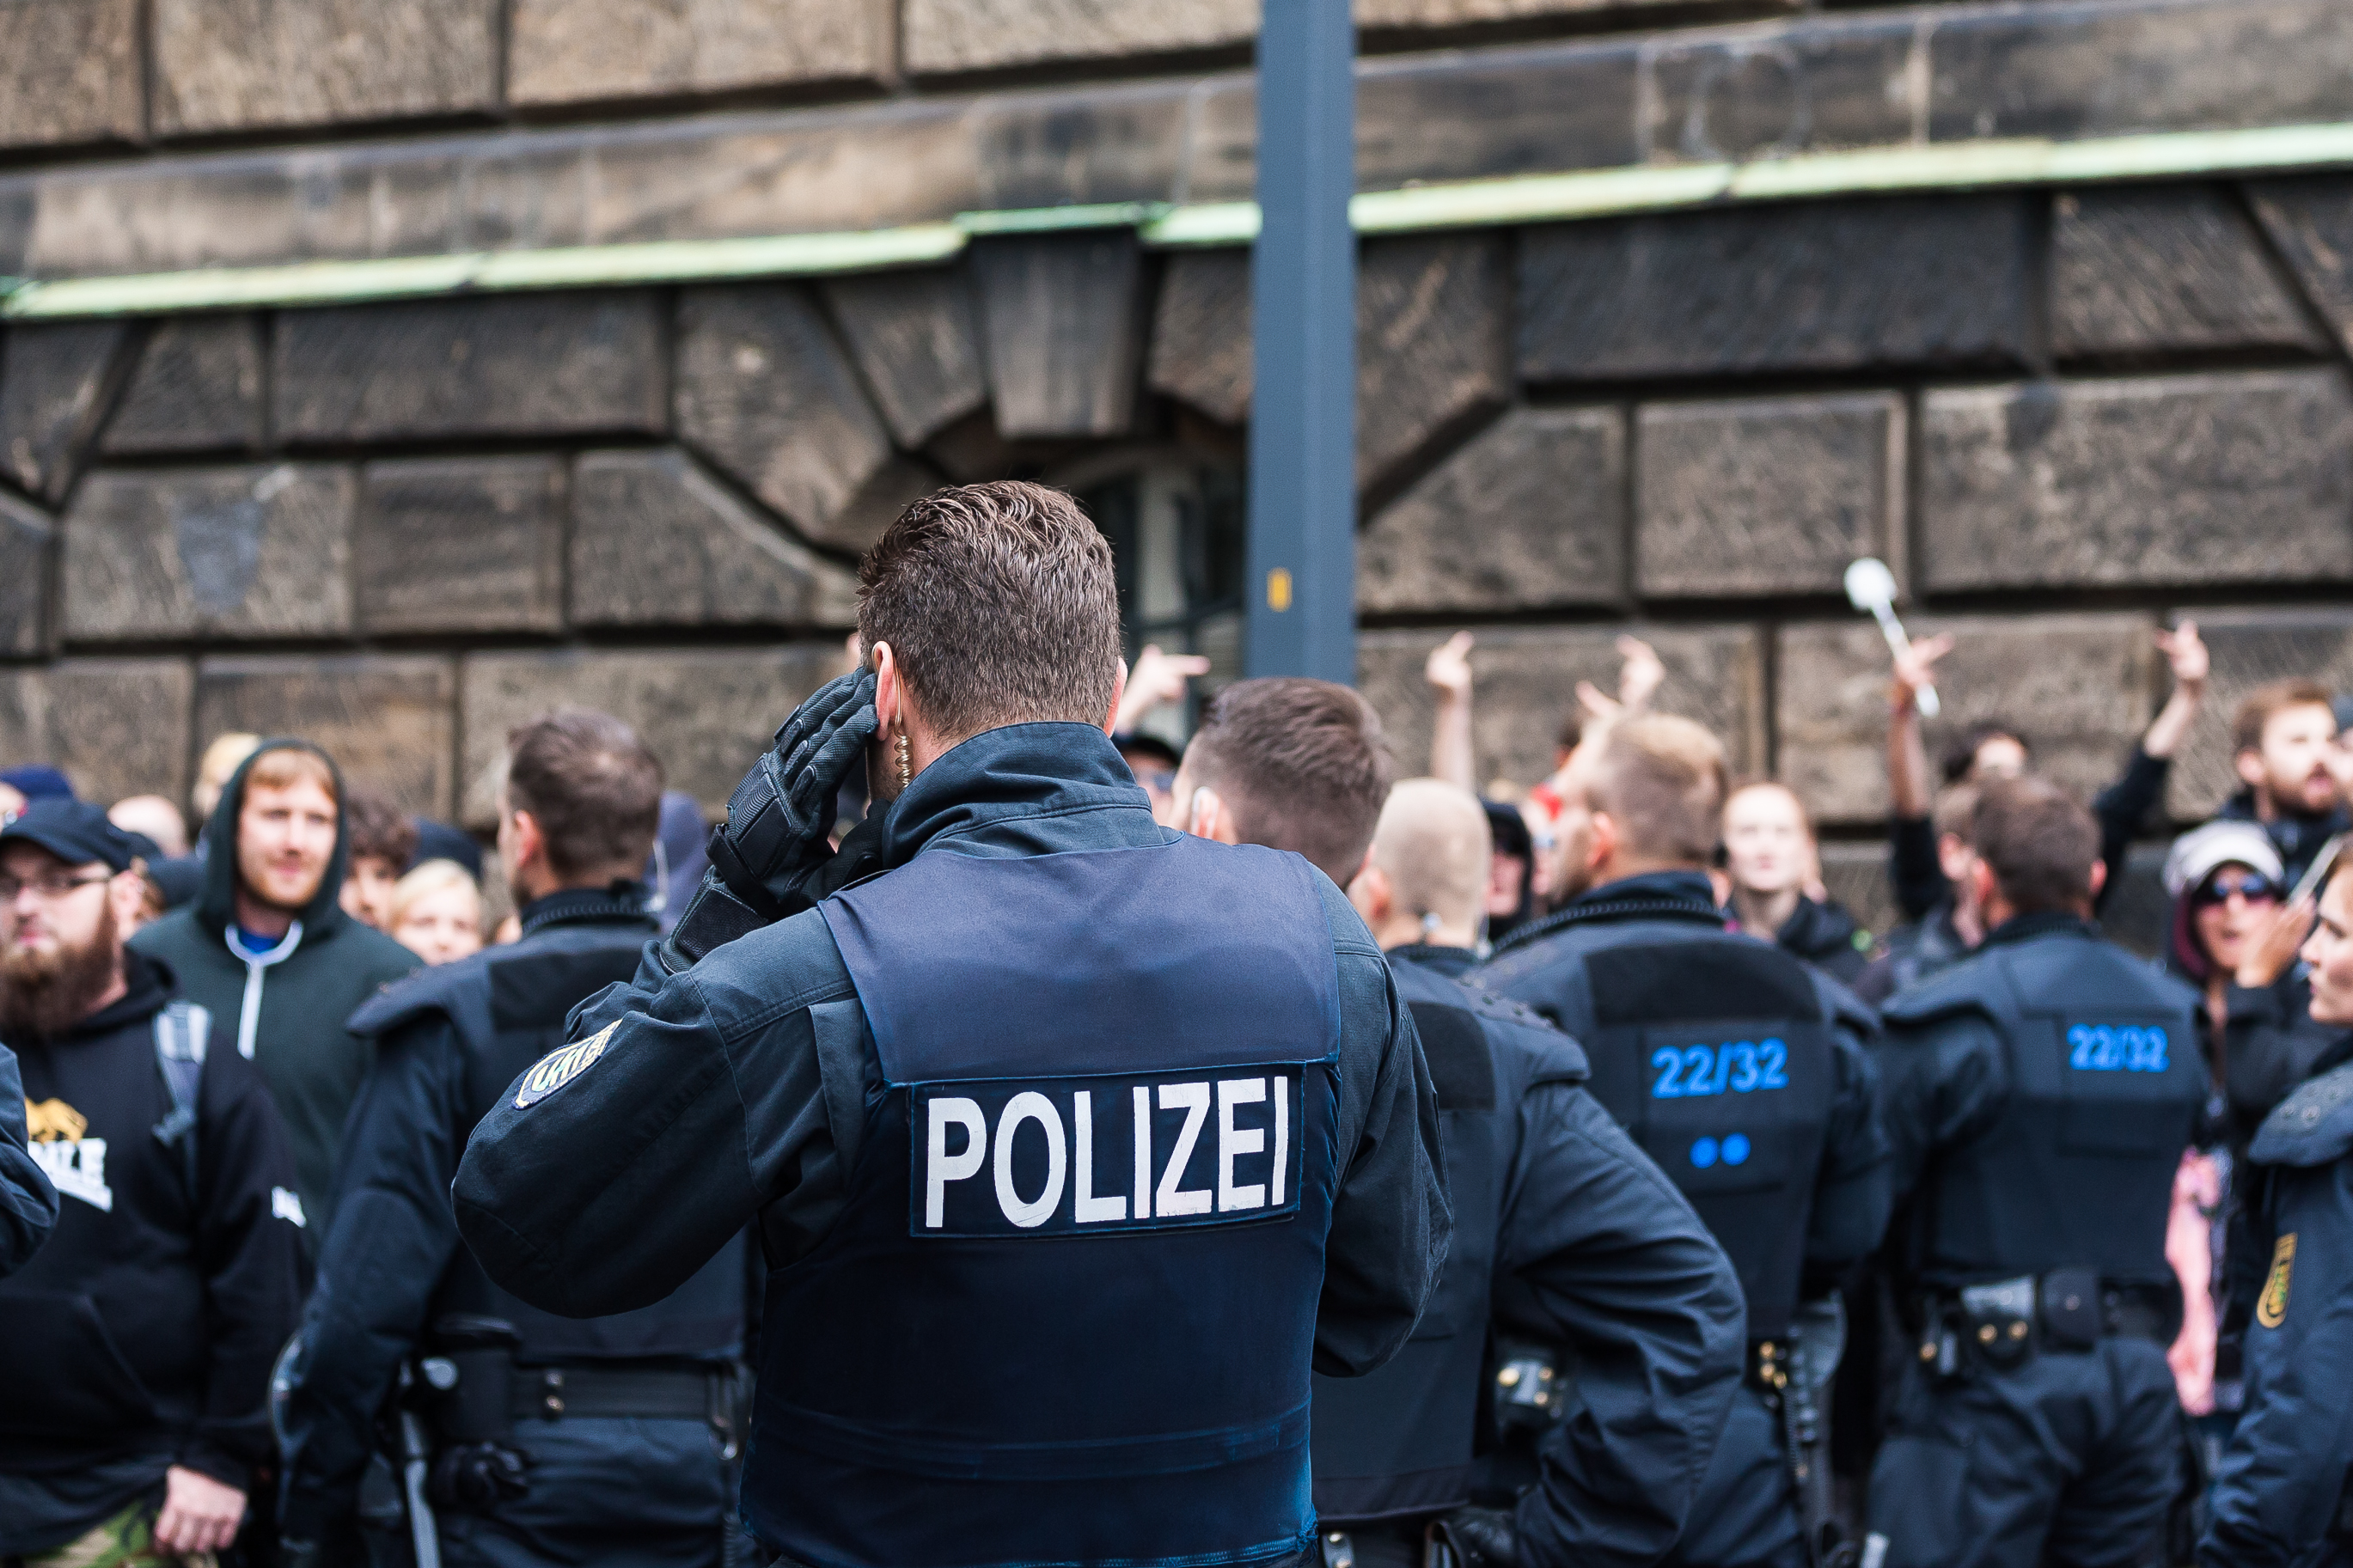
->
xmin=131 ymin=742 xmax=420 ymax=1246
xmin=0 ymin=800 xmax=307 ymax=1565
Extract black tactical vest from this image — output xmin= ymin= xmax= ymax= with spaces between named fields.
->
xmin=1880 ymin=924 xmax=2202 ymax=1289
xmin=1310 ymin=951 xmax=1587 ymax=1525
xmin=1572 ymin=937 xmax=1838 ymax=1339
xmin=350 ymin=894 xmax=746 ymax=1363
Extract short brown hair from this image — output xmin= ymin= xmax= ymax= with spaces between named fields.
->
xmin=341 ymin=785 xmax=417 ymax=869
xmin=2233 ymin=679 xmax=2337 ymax=756
xmin=858 ymin=481 xmax=1121 ymax=741
xmin=1184 ymin=679 xmax=1395 ymax=885
xmin=504 ymin=710 xmax=663 ymax=880
xmin=1932 ymin=781 xmax=1980 ymax=844
xmin=245 ymin=746 xmax=338 ymax=806
xmin=1971 ymin=776 xmax=2099 ymax=915
xmin=1590 ymin=716 xmax=1727 ymax=866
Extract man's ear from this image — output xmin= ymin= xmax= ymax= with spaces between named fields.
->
xmin=2234 ymin=748 xmax=2268 ymax=790
xmin=110 ymin=869 xmax=146 ymax=931
xmin=1186 ymin=787 xmax=1239 ymax=846
xmin=1587 ymin=809 xmax=1620 ymax=874
xmin=1103 ymin=660 xmax=1128 ymax=737
xmin=872 ymin=641 xmax=903 ymax=734
xmin=508 ymin=808 xmax=545 ymax=871
xmin=1969 ymin=857 xmax=1998 ymax=911
xmin=2088 ymin=858 xmax=2107 ymax=901
xmin=1347 ymin=860 xmax=1390 ymax=930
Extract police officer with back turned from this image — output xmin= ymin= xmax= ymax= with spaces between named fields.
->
xmin=452 ymin=481 xmax=1452 ymax=1568
xmin=279 ymin=711 xmax=755 ymax=1566
xmin=1176 ymin=704 xmax=1746 ymax=1568
xmin=1866 ymin=778 xmax=2203 ymax=1566
xmin=1479 ymin=717 xmax=1891 ymax=1568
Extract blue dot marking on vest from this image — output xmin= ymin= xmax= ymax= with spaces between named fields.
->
xmin=1721 ymin=1133 xmax=1751 ymax=1166
xmin=1690 ymin=1137 xmax=1720 ymax=1168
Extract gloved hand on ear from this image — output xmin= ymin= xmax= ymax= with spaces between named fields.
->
xmin=661 ymin=666 xmax=881 ymax=971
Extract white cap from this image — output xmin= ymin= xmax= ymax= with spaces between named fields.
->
xmin=2161 ymin=821 xmax=2283 ymax=900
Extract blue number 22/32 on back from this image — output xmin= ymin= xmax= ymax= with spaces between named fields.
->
xmin=2065 ymin=1023 xmax=2170 ymax=1074
xmin=1652 ymin=1039 xmax=1789 ymax=1099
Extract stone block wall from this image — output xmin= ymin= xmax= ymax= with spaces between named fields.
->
xmin=5 ymin=0 xmax=2353 ymax=954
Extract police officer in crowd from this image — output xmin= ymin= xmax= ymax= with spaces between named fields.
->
xmin=1867 ymin=778 xmax=2203 ymax=1565
xmin=0 ymin=802 xmax=308 ymax=1564
xmin=2200 ymin=851 xmax=2353 ymax=1564
xmin=279 ymin=711 xmax=754 ymax=1565
xmin=452 ymin=482 xmax=1451 ymax=1568
xmin=0 ymin=1041 xmax=57 ymax=1276
xmin=1181 ymin=695 xmax=1745 ymax=1568
xmin=1480 ymin=717 xmax=1891 ymax=1568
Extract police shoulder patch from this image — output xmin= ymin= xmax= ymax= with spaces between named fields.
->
xmin=2257 ymin=1231 xmax=2296 ymax=1329
xmin=514 ymin=1023 xmax=616 ymax=1108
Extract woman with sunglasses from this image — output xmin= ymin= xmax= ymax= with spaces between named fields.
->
xmin=2156 ymin=822 xmax=2339 ymax=1435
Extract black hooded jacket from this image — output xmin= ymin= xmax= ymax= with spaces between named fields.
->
xmin=0 ymin=952 xmax=307 ymax=1552
xmin=128 ymin=741 xmax=422 ymax=1244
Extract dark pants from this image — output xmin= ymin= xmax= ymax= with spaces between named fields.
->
xmin=1670 ymin=1384 xmax=1806 ymax=1568
xmin=1865 ymin=1339 xmax=2181 ymax=1568
xmin=436 ymin=1417 xmax=734 ymax=1568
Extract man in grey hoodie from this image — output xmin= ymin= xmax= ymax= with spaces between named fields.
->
xmin=130 ymin=741 xmax=421 ymax=1245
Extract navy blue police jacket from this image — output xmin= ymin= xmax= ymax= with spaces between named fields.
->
xmin=2202 ymin=1039 xmax=2353 ymax=1568
xmin=1873 ymin=912 xmax=2203 ymax=1293
xmin=1312 ymin=946 xmax=1743 ymax=1567
xmin=278 ymin=886 xmax=750 ymax=1540
xmin=0 ymin=1044 xmax=58 ymax=1276
xmin=452 ymin=723 xmax=1452 ymax=1568
xmin=1476 ymin=871 xmax=1891 ymax=1334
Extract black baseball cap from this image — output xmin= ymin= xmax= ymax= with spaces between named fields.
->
xmin=0 ymin=799 xmax=144 ymax=874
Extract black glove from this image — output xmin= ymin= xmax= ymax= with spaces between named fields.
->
xmin=1432 ymin=1506 xmax=1519 ymax=1568
xmin=663 ymin=667 xmax=880 ymax=970
xmin=430 ymin=1442 xmax=531 ymax=1513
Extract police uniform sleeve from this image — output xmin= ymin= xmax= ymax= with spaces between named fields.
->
xmin=1502 ymin=1084 xmax=1746 ymax=1568
xmin=280 ymin=1013 xmax=473 ymax=1535
xmin=0 ymin=1044 xmax=58 ymax=1277
xmin=1806 ymin=1004 xmax=1893 ymax=1277
xmin=455 ymin=912 xmax=853 ymax=1318
xmin=1311 ymin=901 xmax=1452 ymax=1378
xmin=2202 ymin=1104 xmax=2353 ymax=1564
xmin=184 ymin=1040 xmax=309 ymax=1493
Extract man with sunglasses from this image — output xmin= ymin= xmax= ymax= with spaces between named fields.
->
xmin=0 ymin=801 xmax=306 ymax=1566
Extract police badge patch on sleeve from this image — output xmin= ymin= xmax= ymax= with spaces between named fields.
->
xmin=515 ymin=1023 xmax=617 ymax=1108
xmin=2257 ymin=1232 xmax=2297 ymax=1328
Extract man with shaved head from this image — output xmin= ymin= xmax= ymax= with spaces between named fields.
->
xmin=1181 ymin=721 xmax=1743 ymax=1568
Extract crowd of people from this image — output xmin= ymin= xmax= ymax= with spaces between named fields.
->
xmin=0 ymin=476 xmax=2346 ymax=1568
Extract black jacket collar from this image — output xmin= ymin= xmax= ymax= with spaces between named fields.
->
xmin=1494 ymin=868 xmax=1726 ymax=955
xmin=872 ymin=723 xmax=1164 ymax=871
xmin=1388 ymin=943 xmax=1480 ymax=979
xmin=517 ymin=882 xmax=657 ymax=938
xmin=1983 ymin=910 xmax=2099 ymax=949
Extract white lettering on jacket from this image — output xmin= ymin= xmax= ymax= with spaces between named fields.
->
xmin=920 ymin=1072 xmax=1297 ymax=1232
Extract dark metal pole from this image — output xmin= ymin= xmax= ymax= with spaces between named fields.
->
xmin=1244 ymin=0 xmax=1356 ymax=682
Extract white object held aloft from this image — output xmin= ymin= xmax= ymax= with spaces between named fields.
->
xmin=1843 ymin=558 xmax=1939 ymax=718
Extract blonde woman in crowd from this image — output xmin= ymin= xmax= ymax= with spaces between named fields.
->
xmin=387 ymin=858 xmax=484 ymax=966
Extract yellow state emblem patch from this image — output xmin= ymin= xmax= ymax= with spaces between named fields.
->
xmin=2257 ymin=1232 xmax=2297 ymax=1329
xmin=514 ymin=1023 xmax=617 ymax=1108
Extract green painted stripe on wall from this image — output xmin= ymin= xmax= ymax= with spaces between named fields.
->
xmin=9 ymin=121 xmax=2353 ymax=320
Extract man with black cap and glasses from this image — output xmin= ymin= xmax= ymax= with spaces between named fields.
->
xmin=0 ymin=801 xmax=306 ymax=1567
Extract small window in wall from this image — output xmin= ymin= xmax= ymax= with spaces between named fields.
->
xmin=1070 ymin=454 xmax=1246 ymax=750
